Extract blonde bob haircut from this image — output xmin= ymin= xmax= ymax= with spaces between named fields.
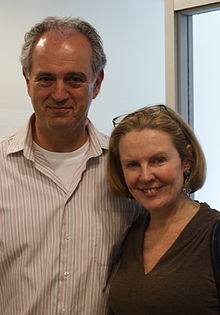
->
xmin=107 ymin=104 xmax=206 ymax=198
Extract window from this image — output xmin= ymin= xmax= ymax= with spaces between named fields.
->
xmin=165 ymin=0 xmax=220 ymax=208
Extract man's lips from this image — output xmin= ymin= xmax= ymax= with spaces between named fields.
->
xmin=46 ymin=106 xmax=72 ymax=113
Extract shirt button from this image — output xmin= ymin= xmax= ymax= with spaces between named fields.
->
xmin=60 ymin=308 xmax=65 ymax=314
xmin=65 ymin=234 xmax=71 ymax=240
xmin=64 ymin=271 xmax=69 ymax=280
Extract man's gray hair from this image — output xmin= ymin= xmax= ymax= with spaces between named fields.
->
xmin=20 ymin=16 xmax=107 ymax=77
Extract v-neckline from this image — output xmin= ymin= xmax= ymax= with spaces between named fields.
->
xmin=138 ymin=204 xmax=202 ymax=276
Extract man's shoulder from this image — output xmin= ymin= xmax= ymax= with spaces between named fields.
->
xmin=0 ymin=136 xmax=7 ymax=143
xmin=0 ymin=120 xmax=31 ymax=155
xmin=87 ymin=120 xmax=109 ymax=150
xmin=0 ymin=134 xmax=17 ymax=158
xmin=96 ymin=129 xmax=109 ymax=145
xmin=0 ymin=134 xmax=14 ymax=146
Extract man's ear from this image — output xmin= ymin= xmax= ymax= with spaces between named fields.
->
xmin=22 ymin=69 xmax=31 ymax=94
xmin=93 ymin=69 xmax=104 ymax=99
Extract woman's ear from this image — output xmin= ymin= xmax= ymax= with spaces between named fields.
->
xmin=183 ymin=144 xmax=193 ymax=171
xmin=186 ymin=144 xmax=192 ymax=155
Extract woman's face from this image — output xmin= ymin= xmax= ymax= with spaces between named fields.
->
xmin=119 ymin=128 xmax=189 ymax=213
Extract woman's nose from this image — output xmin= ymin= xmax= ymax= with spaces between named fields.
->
xmin=139 ymin=165 xmax=155 ymax=183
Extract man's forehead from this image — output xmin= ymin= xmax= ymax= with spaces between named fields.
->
xmin=35 ymin=30 xmax=90 ymax=49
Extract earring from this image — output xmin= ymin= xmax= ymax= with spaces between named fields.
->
xmin=128 ymin=193 xmax=133 ymax=200
xmin=183 ymin=169 xmax=191 ymax=195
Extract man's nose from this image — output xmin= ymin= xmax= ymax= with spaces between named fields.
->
xmin=51 ymin=81 xmax=69 ymax=102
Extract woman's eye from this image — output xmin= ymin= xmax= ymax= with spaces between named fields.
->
xmin=126 ymin=162 xmax=139 ymax=168
xmin=154 ymin=157 xmax=166 ymax=164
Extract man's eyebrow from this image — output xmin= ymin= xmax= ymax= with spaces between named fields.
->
xmin=35 ymin=72 xmax=88 ymax=80
xmin=35 ymin=72 xmax=54 ymax=79
xmin=65 ymin=72 xmax=87 ymax=80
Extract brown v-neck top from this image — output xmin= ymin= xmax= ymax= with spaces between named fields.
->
xmin=109 ymin=203 xmax=220 ymax=314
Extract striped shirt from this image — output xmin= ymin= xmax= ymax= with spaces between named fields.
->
xmin=0 ymin=115 xmax=142 ymax=315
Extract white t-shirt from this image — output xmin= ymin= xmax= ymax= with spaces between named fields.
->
xmin=33 ymin=140 xmax=89 ymax=190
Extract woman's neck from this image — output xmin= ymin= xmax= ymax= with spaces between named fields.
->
xmin=147 ymin=195 xmax=200 ymax=231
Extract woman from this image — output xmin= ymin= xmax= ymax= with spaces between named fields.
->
xmin=107 ymin=104 xmax=220 ymax=314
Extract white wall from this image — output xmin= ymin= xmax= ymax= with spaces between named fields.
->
xmin=0 ymin=0 xmax=165 ymax=136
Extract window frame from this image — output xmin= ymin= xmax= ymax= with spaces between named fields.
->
xmin=165 ymin=0 xmax=220 ymax=124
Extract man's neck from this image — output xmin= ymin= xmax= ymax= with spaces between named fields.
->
xmin=32 ymin=123 xmax=89 ymax=153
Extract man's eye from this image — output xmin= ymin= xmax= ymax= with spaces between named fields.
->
xmin=39 ymin=76 xmax=51 ymax=81
xmin=70 ymin=77 xmax=82 ymax=82
xmin=36 ymin=76 xmax=54 ymax=86
xmin=37 ymin=77 xmax=53 ymax=83
xmin=67 ymin=77 xmax=83 ymax=85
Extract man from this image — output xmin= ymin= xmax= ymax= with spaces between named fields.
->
xmin=0 ymin=17 xmax=142 ymax=314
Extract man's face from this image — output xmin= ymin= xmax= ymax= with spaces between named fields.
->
xmin=24 ymin=31 xmax=103 ymax=135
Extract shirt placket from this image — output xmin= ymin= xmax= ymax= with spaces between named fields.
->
xmin=56 ymin=200 xmax=73 ymax=315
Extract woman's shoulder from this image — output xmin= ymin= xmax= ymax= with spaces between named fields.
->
xmin=195 ymin=202 xmax=220 ymax=226
xmin=199 ymin=202 xmax=220 ymax=217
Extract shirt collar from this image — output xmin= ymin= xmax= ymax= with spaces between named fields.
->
xmin=86 ymin=119 xmax=109 ymax=157
xmin=7 ymin=114 xmax=35 ymax=161
xmin=6 ymin=115 xmax=109 ymax=160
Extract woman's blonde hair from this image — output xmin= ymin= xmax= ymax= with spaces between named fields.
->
xmin=107 ymin=105 xmax=206 ymax=197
